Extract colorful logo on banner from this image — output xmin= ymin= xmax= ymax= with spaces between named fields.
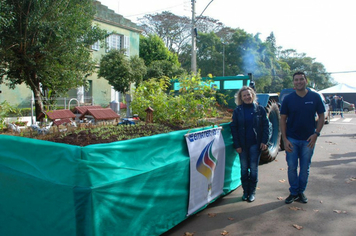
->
xmin=196 ymin=140 xmax=218 ymax=191
xmin=186 ymin=127 xmax=225 ymax=216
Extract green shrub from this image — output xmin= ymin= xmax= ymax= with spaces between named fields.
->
xmin=0 ymin=101 xmax=20 ymax=129
xmin=131 ymin=77 xmax=170 ymax=121
xmin=131 ymin=74 xmax=218 ymax=128
xmin=19 ymin=108 xmax=32 ymax=116
xmin=5 ymin=107 xmax=36 ymax=117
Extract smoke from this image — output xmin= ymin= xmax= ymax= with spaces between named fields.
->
xmin=242 ymin=52 xmax=257 ymax=73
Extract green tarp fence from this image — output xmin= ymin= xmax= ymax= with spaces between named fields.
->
xmin=0 ymin=123 xmax=241 ymax=236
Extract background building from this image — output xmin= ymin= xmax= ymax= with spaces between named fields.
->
xmin=0 ymin=1 xmax=141 ymax=110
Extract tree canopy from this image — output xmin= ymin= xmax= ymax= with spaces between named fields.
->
xmin=0 ymin=0 xmax=107 ymax=118
xmin=98 ymin=49 xmax=146 ymax=94
xmin=0 ymin=4 xmax=336 ymax=117
xmin=138 ymin=12 xmax=224 ymax=55
xmin=138 ymin=11 xmax=191 ymax=54
xmin=139 ymin=34 xmax=185 ymax=80
xmin=138 ymin=11 xmax=335 ymax=93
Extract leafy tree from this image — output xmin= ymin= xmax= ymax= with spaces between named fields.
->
xmin=139 ymin=34 xmax=172 ymax=66
xmin=216 ymin=26 xmax=239 ymax=43
xmin=139 ymin=34 xmax=185 ymax=79
xmin=279 ymin=50 xmax=334 ymax=90
xmin=265 ymin=32 xmax=277 ymax=55
xmin=0 ymin=1 xmax=14 ymax=27
xmin=0 ymin=0 xmax=107 ymax=119
xmin=178 ymin=26 xmax=236 ymax=71
xmin=139 ymin=11 xmax=333 ymax=92
xmin=181 ymin=30 xmax=262 ymax=77
xmin=139 ymin=11 xmax=191 ymax=54
xmin=146 ymin=60 xmax=185 ymax=79
xmin=257 ymin=32 xmax=284 ymax=92
xmin=309 ymin=62 xmax=334 ymax=90
xmin=194 ymin=32 xmax=223 ymax=77
xmin=277 ymin=61 xmax=293 ymax=89
xmin=138 ymin=11 xmax=224 ymax=55
xmin=230 ymin=29 xmax=262 ymax=74
xmin=130 ymin=55 xmax=148 ymax=86
xmin=98 ymin=49 xmax=146 ymax=94
xmin=195 ymin=15 xmax=224 ymax=34
xmin=178 ymin=29 xmax=275 ymax=92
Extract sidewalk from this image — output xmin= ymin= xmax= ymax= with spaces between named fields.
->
xmin=162 ymin=114 xmax=356 ymax=236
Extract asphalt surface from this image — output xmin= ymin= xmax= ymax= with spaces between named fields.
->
xmin=162 ymin=113 xmax=356 ymax=236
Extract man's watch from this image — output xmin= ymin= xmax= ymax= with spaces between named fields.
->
xmin=315 ymin=131 xmax=320 ymax=137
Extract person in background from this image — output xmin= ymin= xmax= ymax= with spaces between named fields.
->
xmin=337 ymin=96 xmax=344 ymax=118
xmin=280 ymin=71 xmax=325 ymax=204
xmin=230 ymin=86 xmax=270 ymax=203
xmin=330 ymin=95 xmax=338 ymax=117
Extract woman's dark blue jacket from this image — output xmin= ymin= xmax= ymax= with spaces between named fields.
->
xmin=230 ymin=103 xmax=270 ymax=150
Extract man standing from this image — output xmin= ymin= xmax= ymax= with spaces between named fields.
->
xmin=280 ymin=71 xmax=325 ymax=204
xmin=337 ymin=96 xmax=344 ymax=118
xmin=330 ymin=95 xmax=338 ymax=117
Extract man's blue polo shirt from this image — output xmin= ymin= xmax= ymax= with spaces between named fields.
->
xmin=280 ymin=90 xmax=325 ymax=140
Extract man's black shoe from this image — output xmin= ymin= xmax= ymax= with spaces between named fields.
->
xmin=285 ymin=194 xmax=299 ymax=204
xmin=298 ymin=193 xmax=308 ymax=203
xmin=248 ymin=194 xmax=255 ymax=202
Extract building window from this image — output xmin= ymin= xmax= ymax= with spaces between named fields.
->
xmin=106 ymin=34 xmax=130 ymax=56
xmin=106 ymin=34 xmax=121 ymax=51
xmin=91 ymin=40 xmax=100 ymax=51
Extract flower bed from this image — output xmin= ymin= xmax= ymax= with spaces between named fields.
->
xmin=0 ymin=123 xmax=241 ymax=236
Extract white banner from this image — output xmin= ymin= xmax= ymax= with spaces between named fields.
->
xmin=185 ymin=127 xmax=226 ymax=216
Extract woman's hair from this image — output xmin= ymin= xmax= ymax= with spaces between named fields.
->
xmin=234 ymin=86 xmax=257 ymax=105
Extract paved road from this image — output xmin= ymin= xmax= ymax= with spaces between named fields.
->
xmin=162 ymin=113 xmax=356 ymax=236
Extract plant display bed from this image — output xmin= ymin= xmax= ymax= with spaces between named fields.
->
xmin=0 ymin=123 xmax=241 ymax=236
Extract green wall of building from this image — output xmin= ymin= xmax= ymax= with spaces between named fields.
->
xmin=0 ymin=1 xmax=141 ymax=108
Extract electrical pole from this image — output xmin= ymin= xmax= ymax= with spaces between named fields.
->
xmin=191 ymin=0 xmax=214 ymax=75
xmin=222 ymin=42 xmax=225 ymax=76
xmin=191 ymin=0 xmax=197 ymax=74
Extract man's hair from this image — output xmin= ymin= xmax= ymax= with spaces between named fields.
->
xmin=293 ymin=71 xmax=306 ymax=79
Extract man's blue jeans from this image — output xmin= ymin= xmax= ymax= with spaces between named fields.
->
xmin=337 ymin=108 xmax=344 ymax=118
xmin=286 ymin=137 xmax=315 ymax=196
xmin=239 ymin=144 xmax=260 ymax=195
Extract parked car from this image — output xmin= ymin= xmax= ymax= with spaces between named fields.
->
xmin=279 ymin=88 xmax=330 ymax=124
xmin=343 ymin=101 xmax=355 ymax=112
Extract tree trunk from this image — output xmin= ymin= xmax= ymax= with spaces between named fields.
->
xmin=33 ymin=89 xmax=44 ymax=121
xmin=28 ymin=72 xmax=45 ymax=121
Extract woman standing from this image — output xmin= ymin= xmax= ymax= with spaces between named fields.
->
xmin=230 ymin=86 xmax=270 ymax=202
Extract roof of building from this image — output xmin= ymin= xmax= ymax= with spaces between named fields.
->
xmin=145 ymin=107 xmax=154 ymax=112
xmin=53 ymin=118 xmax=73 ymax=126
xmin=38 ymin=109 xmax=76 ymax=120
xmin=73 ymin=106 xmax=103 ymax=114
xmin=319 ymin=83 xmax=356 ymax=94
xmin=79 ymin=108 xmax=120 ymax=120
xmin=93 ymin=1 xmax=142 ymax=33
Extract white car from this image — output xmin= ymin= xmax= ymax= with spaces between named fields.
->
xmin=316 ymin=90 xmax=330 ymax=124
xmin=343 ymin=100 xmax=355 ymax=112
